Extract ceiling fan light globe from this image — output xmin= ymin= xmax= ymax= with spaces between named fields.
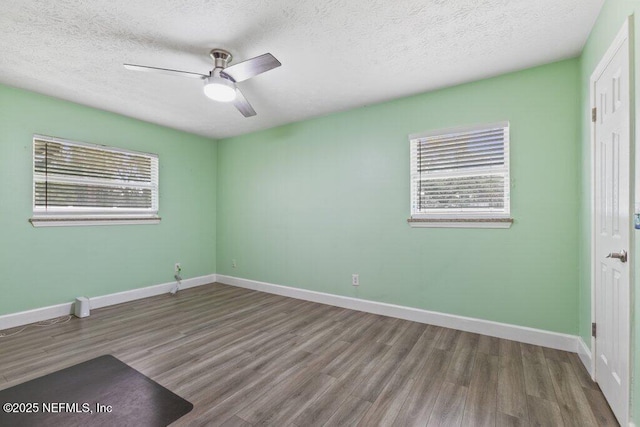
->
xmin=203 ymin=76 xmax=236 ymax=102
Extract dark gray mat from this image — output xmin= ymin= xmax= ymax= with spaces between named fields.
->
xmin=0 ymin=355 xmax=193 ymax=426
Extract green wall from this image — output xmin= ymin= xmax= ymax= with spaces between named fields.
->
xmin=0 ymin=84 xmax=217 ymax=316
xmin=217 ymin=58 xmax=581 ymax=334
xmin=578 ymin=1 xmax=640 ymax=423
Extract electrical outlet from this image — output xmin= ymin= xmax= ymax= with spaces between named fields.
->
xmin=232 ymin=259 xmax=237 ymax=268
xmin=174 ymin=263 xmax=181 ymax=273
xmin=352 ymin=274 xmax=359 ymax=286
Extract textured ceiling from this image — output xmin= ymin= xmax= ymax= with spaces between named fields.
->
xmin=1 ymin=0 xmax=603 ymax=139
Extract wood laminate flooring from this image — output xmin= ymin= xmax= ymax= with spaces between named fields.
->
xmin=0 ymin=283 xmax=618 ymax=426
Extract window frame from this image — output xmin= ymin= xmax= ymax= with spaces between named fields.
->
xmin=408 ymin=121 xmax=513 ymax=229
xmin=29 ymin=134 xmax=160 ymax=227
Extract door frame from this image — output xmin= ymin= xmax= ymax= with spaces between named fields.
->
xmin=589 ymin=15 xmax=634 ymax=426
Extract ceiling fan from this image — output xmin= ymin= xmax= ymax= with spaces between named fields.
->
xmin=124 ymin=49 xmax=281 ymax=117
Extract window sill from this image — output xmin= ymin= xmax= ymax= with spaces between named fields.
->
xmin=29 ymin=216 xmax=161 ymax=227
xmin=407 ymin=218 xmax=513 ymax=229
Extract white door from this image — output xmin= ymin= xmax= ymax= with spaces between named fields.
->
xmin=592 ymin=19 xmax=631 ymax=426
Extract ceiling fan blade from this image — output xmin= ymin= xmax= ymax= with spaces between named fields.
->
xmin=233 ymin=88 xmax=256 ymax=117
xmin=221 ymin=53 xmax=281 ymax=82
xmin=123 ymin=63 xmax=207 ymax=79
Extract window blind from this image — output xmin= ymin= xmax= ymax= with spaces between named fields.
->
xmin=33 ymin=136 xmax=159 ymax=217
xmin=410 ymin=122 xmax=509 ymax=218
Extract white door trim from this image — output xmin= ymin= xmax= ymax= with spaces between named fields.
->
xmin=589 ymin=15 xmax=633 ymax=426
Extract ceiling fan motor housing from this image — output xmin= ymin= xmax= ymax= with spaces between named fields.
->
xmin=210 ymin=49 xmax=233 ymax=72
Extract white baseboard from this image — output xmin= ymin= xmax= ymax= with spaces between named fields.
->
xmin=577 ymin=336 xmax=594 ymax=379
xmin=90 ymin=274 xmax=217 ymax=309
xmin=216 ymin=275 xmax=578 ymax=352
xmin=0 ymin=303 xmax=75 ymax=332
xmin=0 ymin=274 xmax=216 ymax=331
xmin=1 ymin=272 xmax=580 ymax=355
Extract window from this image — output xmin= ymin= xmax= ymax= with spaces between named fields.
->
xmin=408 ymin=121 xmax=512 ymax=228
xmin=30 ymin=135 xmax=160 ymax=227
